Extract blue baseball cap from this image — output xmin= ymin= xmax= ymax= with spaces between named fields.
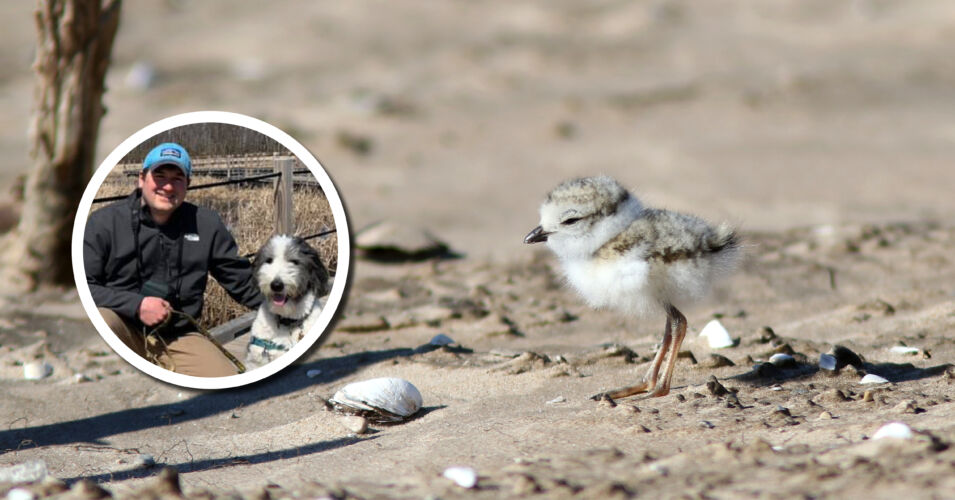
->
xmin=143 ymin=142 xmax=191 ymax=177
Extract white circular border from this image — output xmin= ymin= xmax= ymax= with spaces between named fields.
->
xmin=71 ymin=111 xmax=350 ymax=390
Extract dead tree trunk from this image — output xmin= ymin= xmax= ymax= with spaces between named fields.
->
xmin=0 ymin=0 xmax=121 ymax=292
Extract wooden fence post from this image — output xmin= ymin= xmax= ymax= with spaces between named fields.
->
xmin=273 ymin=155 xmax=294 ymax=236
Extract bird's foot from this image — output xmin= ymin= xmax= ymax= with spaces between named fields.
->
xmin=590 ymin=382 xmax=652 ymax=402
xmin=648 ymin=385 xmax=670 ymax=398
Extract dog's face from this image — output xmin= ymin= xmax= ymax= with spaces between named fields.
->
xmin=253 ymin=235 xmax=330 ymax=314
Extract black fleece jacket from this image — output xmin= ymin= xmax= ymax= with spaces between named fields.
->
xmin=84 ymin=189 xmax=263 ymax=334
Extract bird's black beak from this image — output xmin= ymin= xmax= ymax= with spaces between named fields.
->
xmin=524 ymin=225 xmax=550 ymax=244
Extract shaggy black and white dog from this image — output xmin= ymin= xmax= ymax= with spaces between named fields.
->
xmin=246 ymin=235 xmax=331 ymax=368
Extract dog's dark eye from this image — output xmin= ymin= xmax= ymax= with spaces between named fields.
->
xmin=265 ymin=258 xmax=273 ymax=264
xmin=561 ymin=217 xmax=582 ymax=226
xmin=289 ymin=259 xmax=300 ymax=266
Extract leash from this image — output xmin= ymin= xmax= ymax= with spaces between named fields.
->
xmin=144 ymin=309 xmax=247 ymax=374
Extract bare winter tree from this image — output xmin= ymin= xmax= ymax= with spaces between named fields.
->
xmin=0 ymin=0 xmax=121 ymax=292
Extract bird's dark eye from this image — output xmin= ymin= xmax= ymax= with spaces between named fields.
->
xmin=561 ymin=217 xmax=582 ymax=226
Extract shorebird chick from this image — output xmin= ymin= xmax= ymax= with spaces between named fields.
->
xmin=524 ymin=176 xmax=740 ymax=398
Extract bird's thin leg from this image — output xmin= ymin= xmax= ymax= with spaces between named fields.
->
xmin=649 ymin=305 xmax=687 ymax=397
xmin=590 ymin=314 xmax=672 ymax=401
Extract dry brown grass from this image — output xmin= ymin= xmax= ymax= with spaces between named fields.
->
xmin=90 ymin=162 xmax=338 ymax=329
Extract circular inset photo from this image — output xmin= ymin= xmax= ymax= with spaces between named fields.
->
xmin=71 ymin=111 xmax=350 ymax=389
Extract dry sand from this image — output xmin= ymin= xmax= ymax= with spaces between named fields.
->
xmin=2 ymin=1 xmax=955 ymax=498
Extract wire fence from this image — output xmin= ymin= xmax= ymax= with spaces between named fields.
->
xmin=92 ymin=162 xmax=337 ymax=247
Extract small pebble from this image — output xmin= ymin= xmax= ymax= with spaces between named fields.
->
xmin=831 ymin=345 xmax=863 ymax=369
xmin=306 ymin=369 xmax=322 ymax=378
xmin=860 ymin=374 xmax=889 ymax=385
xmin=701 ymin=353 xmax=735 ymax=369
xmin=546 ymin=396 xmax=567 ymax=405
xmin=699 ymin=320 xmax=735 ymax=349
xmin=818 ymin=411 xmax=834 ymax=420
xmin=340 ymin=416 xmax=369 ymax=434
xmin=872 ymin=421 xmax=913 ymax=440
xmin=894 ymin=400 xmax=919 ymax=414
xmin=705 ymin=376 xmax=729 ymax=397
xmin=443 ymin=466 xmax=478 ymax=489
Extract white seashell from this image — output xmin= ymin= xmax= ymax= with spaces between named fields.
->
xmin=306 ymin=369 xmax=323 ymax=378
xmin=429 ymin=334 xmax=455 ymax=346
xmin=699 ymin=320 xmax=735 ymax=349
xmin=769 ymin=353 xmax=795 ymax=366
xmin=6 ymin=488 xmax=36 ymax=500
xmin=330 ymin=377 xmax=423 ymax=422
xmin=860 ymin=374 xmax=889 ymax=384
xmin=818 ymin=353 xmax=838 ymax=371
xmin=872 ymin=421 xmax=913 ymax=440
xmin=23 ymin=362 xmax=52 ymax=380
xmin=443 ymin=466 xmax=478 ymax=489
xmin=546 ymin=396 xmax=566 ymax=405
xmin=889 ymin=346 xmax=920 ymax=355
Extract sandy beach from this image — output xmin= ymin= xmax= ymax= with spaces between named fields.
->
xmin=2 ymin=1 xmax=955 ymax=498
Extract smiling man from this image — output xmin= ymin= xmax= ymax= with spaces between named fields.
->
xmin=84 ymin=143 xmax=263 ymax=377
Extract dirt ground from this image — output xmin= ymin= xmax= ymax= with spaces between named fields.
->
xmin=2 ymin=1 xmax=955 ymax=499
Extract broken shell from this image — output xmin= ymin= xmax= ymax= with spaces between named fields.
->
xmin=23 ymin=362 xmax=53 ymax=380
xmin=860 ymin=374 xmax=889 ymax=384
xmin=889 ymin=346 xmax=920 ymax=355
xmin=818 ymin=353 xmax=838 ymax=371
xmin=698 ymin=320 xmax=735 ymax=349
xmin=768 ymin=353 xmax=795 ymax=367
xmin=329 ymin=377 xmax=423 ymax=422
xmin=443 ymin=466 xmax=478 ymax=489
xmin=872 ymin=421 xmax=913 ymax=440
xmin=429 ymin=334 xmax=455 ymax=346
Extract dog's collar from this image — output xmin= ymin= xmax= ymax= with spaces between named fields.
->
xmin=250 ymin=336 xmax=290 ymax=352
xmin=277 ymin=316 xmax=306 ymax=328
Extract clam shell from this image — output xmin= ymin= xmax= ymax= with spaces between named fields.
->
xmin=443 ymin=466 xmax=478 ymax=489
xmin=698 ymin=320 xmax=735 ymax=349
xmin=23 ymin=362 xmax=53 ymax=380
xmin=769 ymin=353 xmax=795 ymax=367
xmin=872 ymin=421 xmax=913 ymax=440
xmin=860 ymin=374 xmax=889 ymax=384
xmin=330 ymin=377 xmax=423 ymax=422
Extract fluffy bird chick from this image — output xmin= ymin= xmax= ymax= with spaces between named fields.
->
xmin=525 ymin=176 xmax=740 ymax=398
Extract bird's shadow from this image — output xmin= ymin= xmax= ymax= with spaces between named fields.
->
xmin=726 ymin=360 xmax=952 ymax=386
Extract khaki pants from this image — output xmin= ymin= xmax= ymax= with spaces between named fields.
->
xmin=98 ymin=308 xmax=238 ymax=377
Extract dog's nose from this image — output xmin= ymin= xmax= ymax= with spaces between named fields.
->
xmin=270 ymin=280 xmax=284 ymax=292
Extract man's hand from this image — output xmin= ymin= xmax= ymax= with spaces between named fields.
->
xmin=139 ymin=296 xmax=172 ymax=327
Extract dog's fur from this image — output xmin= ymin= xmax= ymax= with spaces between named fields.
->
xmin=246 ymin=235 xmax=331 ymax=368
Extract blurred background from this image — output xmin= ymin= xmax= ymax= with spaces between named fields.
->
xmin=2 ymin=0 xmax=955 ymax=260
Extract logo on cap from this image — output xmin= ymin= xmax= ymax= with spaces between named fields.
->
xmin=160 ymin=148 xmax=182 ymax=158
